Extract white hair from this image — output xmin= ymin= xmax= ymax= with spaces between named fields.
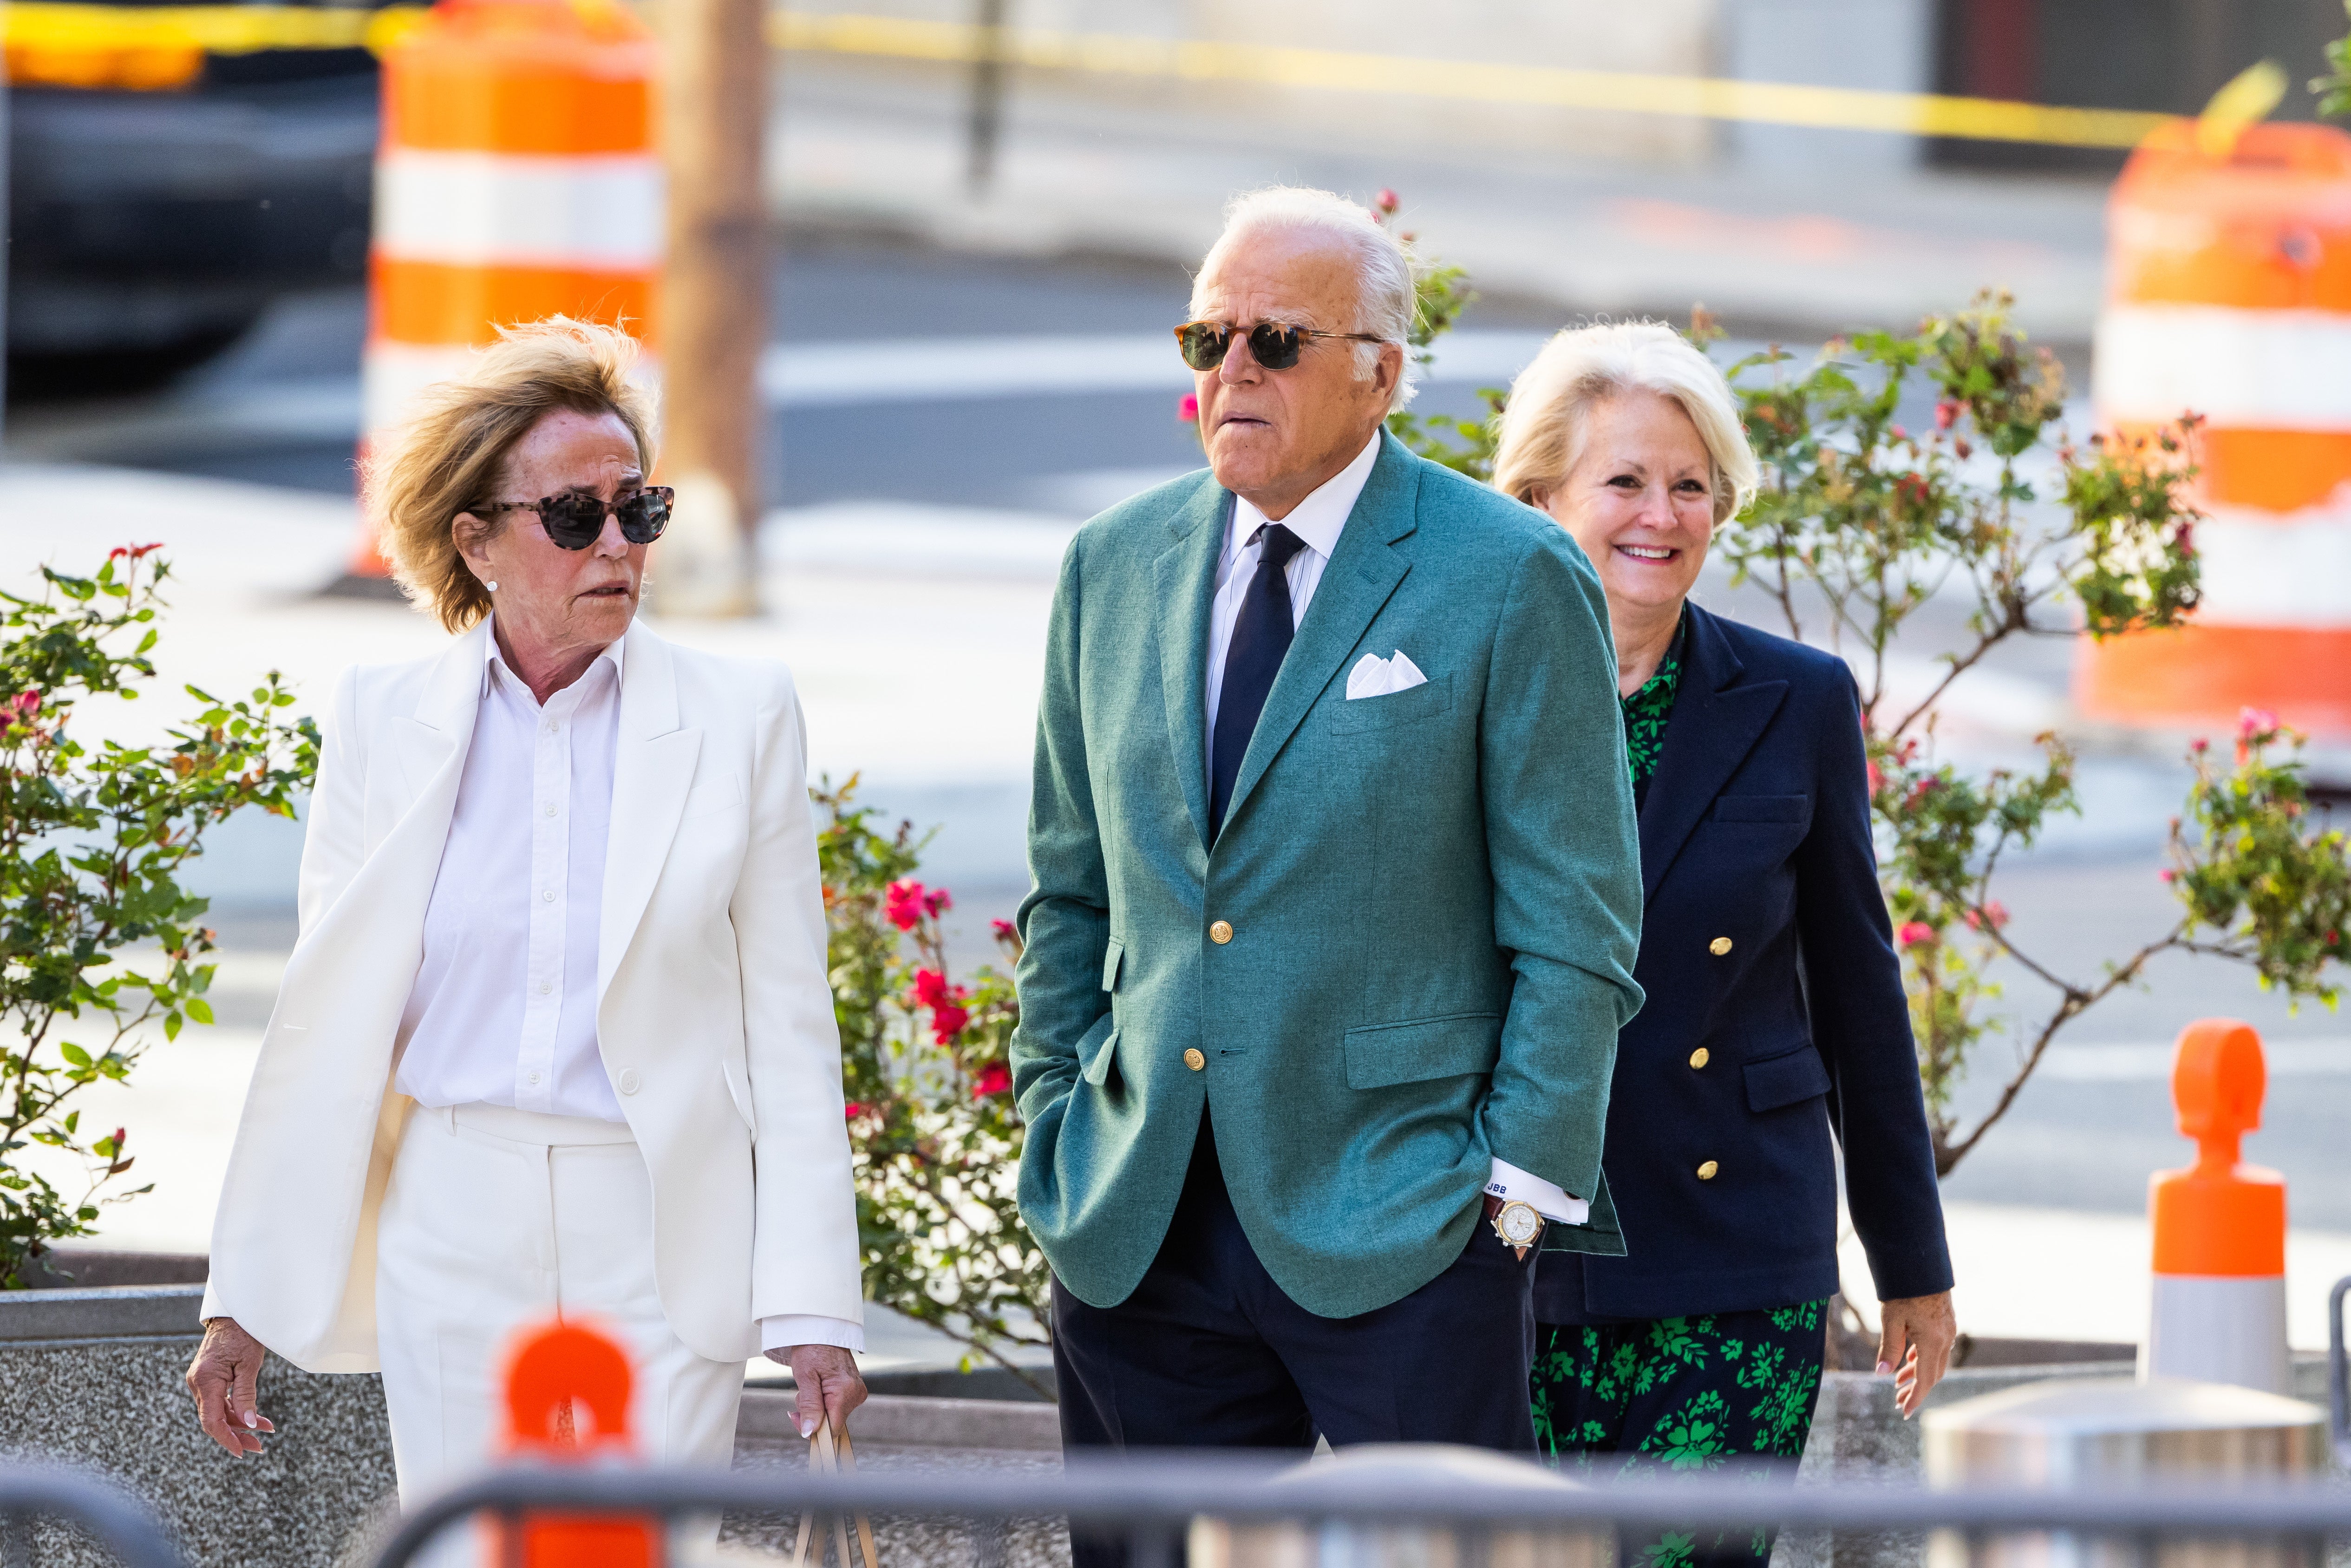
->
xmin=1189 ymin=185 xmax=1420 ymax=412
xmin=1491 ymin=321 xmax=1759 ymax=523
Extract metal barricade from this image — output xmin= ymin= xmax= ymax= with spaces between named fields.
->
xmin=0 ymin=1465 xmax=185 ymax=1568
xmin=368 ymin=1456 xmax=2351 ymax=1568
xmin=2331 ymin=1274 xmax=2351 ymax=1466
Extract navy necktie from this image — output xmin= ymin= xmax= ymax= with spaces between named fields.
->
xmin=1209 ymin=522 xmax=1306 ymax=840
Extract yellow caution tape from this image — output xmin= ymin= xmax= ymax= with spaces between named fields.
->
xmin=0 ymin=1 xmax=427 ymax=53
xmin=768 ymin=9 xmax=2180 ymax=151
xmin=1 ymin=1 xmax=2183 ymax=152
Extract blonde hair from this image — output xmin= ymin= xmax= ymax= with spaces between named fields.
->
xmin=1492 ymin=321 xmax=1757 ymax=524
xmin=365 ymin=317 xmax=657 ymax=632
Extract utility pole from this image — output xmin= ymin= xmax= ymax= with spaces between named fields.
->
xmin=655 ymin=0 xmax=766 ymax=618
xmin=966 ymin=0 xmax=1008 ymax=197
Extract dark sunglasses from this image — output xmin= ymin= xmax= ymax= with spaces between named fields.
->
xmin=1174 ymin=320 xmax=1387 ymax=372
xmin=479 ymin=485 xmax=674 ymax=549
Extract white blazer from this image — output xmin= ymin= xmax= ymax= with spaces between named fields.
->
xmin=201 ymin=618 xmax=861 ymax=1371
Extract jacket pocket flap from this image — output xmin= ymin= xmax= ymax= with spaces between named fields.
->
xmin=1081 ymin=1024 xmax=1122 ymax=1087
xmin=1343 ymin=1012 xmax=1502 ymax=1089
xmin=1713 ymin=794 xmax=1809 ymax=823
xmin=1744 ymin=1045 xmax=1831 ymax=1111
xmin=1102 ymin=939 xmax=1124 ymax=993
xmin=1327 ymin=675 xmax=1452 ymax=734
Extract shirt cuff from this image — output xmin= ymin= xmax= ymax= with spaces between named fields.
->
xmin=1487 ymin=1158 xmax=1590 ymax=1226
xmin=760 ymin=1314 xmax=866 ymax=1355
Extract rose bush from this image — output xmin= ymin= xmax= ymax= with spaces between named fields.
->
xmin=1376 ymin=197 xmax=2351 ymax=1178
xmin=816 ymin=777 xmax=1048 ymax=1391
xmin=0 ymin=550 xmax=316 ymax=1288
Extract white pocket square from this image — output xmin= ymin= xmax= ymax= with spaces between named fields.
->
xmin=1345 ymin=649 xmax=1428 ymax=700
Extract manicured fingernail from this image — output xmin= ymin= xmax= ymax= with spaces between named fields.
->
xmin=797 ymin=1416 xmax=813 ymax=1438
xmin=1876 ymin=1361 xmax=1892 ymax=1375
xmin=242 ymin=1411 xmax=258 ymax=1429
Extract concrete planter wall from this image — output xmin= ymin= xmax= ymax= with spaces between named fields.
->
xmin=0 ymin=1279 xmax=2327 ymax=1568
xmin=0 ymin=1283 xmax=1064 ymax=1568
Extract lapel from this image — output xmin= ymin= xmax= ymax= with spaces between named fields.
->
xmin=597 ymin=620 xmax=703 ymax=1000
xmin=1637 ymin=602 xmax=1789 ymax=901
xmin=1219 ymin=431 xmax=1420 ymax=838
xmin=1152 ymin=477 xmax=1232 ymax=851
xmin=389 ymin=619 xmax=492 ymax=824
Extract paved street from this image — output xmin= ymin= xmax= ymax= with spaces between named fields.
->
xmin=6 ymin=223 xmax=2348 ymax=1353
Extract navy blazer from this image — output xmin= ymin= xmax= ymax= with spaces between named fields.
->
xmin=1534 ymin=601 xmax=1954 ymax=1322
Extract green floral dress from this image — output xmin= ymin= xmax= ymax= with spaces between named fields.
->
xmin=1530 ymin=1304 xmax=1829 ymax=1568
xmin=1621 ymin=634 xmax=1682 ymax=809
xmin=1527 ymin=612 xmax=1828 ymax=1568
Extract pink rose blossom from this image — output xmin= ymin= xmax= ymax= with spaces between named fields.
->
xmin=844 ymin=1101 xmax=869 ymax=1120
xmin=1178 ymin=392 xmax=1199 ymax=423
xmin=885 ymin=880 xmax=926 ymax=931
xmin=1896 ymin=921 xmax=1935 ymax=947
xmin=932 ymin=1002 xmax=970 ymax=1043
xmin=972 ymin=1062 xmax=1012 ymax=1098
xmin=991 ymin=919 xmax=1017 ymax=941
xmin=2239 ymin=707 xmax=2279 ymax=739
xmin=914 ymin=968 xmax=950 ymax=1008
xmin=924 ymin=887 xmax=953 ymax=916
xmin=2158 ymin=868 xmax=2175 ymax=883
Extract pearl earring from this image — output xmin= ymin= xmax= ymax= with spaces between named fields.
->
xmin=485 ymin=580 xmax=499 ymax=593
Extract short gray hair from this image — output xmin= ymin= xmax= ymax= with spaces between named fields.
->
xmin=1492 ymin=321 xmax=1759 ymax=524
xmin=1190 ymin=185 xmax=1419 ymax=412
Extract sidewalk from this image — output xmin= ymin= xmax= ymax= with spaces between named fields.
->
xmin=771 ymin=61 xmax=2114 ymax=341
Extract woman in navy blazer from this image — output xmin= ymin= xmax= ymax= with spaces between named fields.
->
xmin=1493 ymin=324 xmax=1954 ymax=1564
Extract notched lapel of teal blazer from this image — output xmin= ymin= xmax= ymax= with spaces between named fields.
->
xmin=1220 ymin=443 xmax=1419 ymax=836
xmin=1151 ymin=481 xmax=1229 ymax=850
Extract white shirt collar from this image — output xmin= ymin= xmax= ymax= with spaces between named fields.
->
xmin=1229 ymin=431 xmax=1383 ymax=563
xmin=482 ymin=619 xmax=625 ymax=701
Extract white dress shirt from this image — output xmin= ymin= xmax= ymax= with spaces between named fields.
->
xmin=1203 ymin=435 xmax=1589 ymax=1229
xmin=396 ymin=627 xmax=862 ymax=1354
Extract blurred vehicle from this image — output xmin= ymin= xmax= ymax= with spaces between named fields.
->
xmin=4 ymin=7 xmax=385 ymax=397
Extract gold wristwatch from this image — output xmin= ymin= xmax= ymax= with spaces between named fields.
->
xmin=1483 ymin=1194 xmax=1544 ymax=1258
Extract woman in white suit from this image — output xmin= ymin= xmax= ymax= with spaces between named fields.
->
xmin=183 ymin=319 xmax=865 ymax=1512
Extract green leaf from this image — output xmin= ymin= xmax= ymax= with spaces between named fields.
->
xmin=58 ymin=1044 xmax=90 ymax=1068
xmin=184 ymin=997 xmax=213 ymax=1026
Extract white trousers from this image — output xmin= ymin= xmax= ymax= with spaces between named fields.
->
xmin=377 ymin=1103 xmax=745 ymax=1561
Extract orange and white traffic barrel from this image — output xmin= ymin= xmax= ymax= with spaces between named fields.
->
xmin=2081 ymin=122 xmax=2351 ymax=734
xmin=2141 ymin=1018 xmax=2290 ymax=1395
xmin=353 ymin=0 xmax=663 ymax=577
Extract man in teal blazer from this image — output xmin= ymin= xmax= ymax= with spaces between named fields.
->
xmin=1012 ymin=188 xmax=1643 ymax=1496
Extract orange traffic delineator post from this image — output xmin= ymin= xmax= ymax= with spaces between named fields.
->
xmin=2141 ymin=1019 xmax=2290 ymax=1395
xmin=2082 ymin=121 xmax=2351 ymax=734
xmin=496 ymin=1319 xmax=662 ymax=1567
xmin=351 ymin=0 xmax=664 ymax=578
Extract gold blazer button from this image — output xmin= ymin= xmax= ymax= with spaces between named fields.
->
xmin=1209 ymin=921 xmax=1234 ymax=945
xmin=1708 ymin=936 xmax=1732 ymax=956
xmin=1689 ymin=1047 xmax=1710 ymax=1070
xmin=1184 ymin=1048 xmax=1206 ymax=1071
xmin=1696 ymin=1160 xmax=1719 ymax=1180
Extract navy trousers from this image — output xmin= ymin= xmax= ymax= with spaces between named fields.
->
xmin=1051 ymin=1119 xmax=1537 ymax=1568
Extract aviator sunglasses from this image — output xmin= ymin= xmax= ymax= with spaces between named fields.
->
xmin=478 ymin=485 xmax=675 ymax=550
xmin=1175 ymin=320 xmax=1386 ymax=372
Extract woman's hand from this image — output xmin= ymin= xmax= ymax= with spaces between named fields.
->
xmin=185 ymin=1317 xmax=276 ymax=1457
xmin=1878 ymin=1290 xmax=1957 ymax=1418
xmin=768 ymin=1344 xmax=869 ymax=1439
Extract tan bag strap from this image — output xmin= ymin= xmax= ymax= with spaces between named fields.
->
xmin=786 ymin=1418 xmax=879 ymax=1568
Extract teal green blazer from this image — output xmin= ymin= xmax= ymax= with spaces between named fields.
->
xmin=1011 ymin=432 xmax=1645 ymax=1318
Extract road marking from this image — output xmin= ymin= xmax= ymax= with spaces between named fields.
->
xmin=2035 ymin=1039 xmax=2351 ymax=1082
xmin=757 ymin=330 xmax=1553 ymax=407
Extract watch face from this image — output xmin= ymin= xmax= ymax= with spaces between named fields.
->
xmin=1494 ymin=1202 xmax=1542 ymax=1247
